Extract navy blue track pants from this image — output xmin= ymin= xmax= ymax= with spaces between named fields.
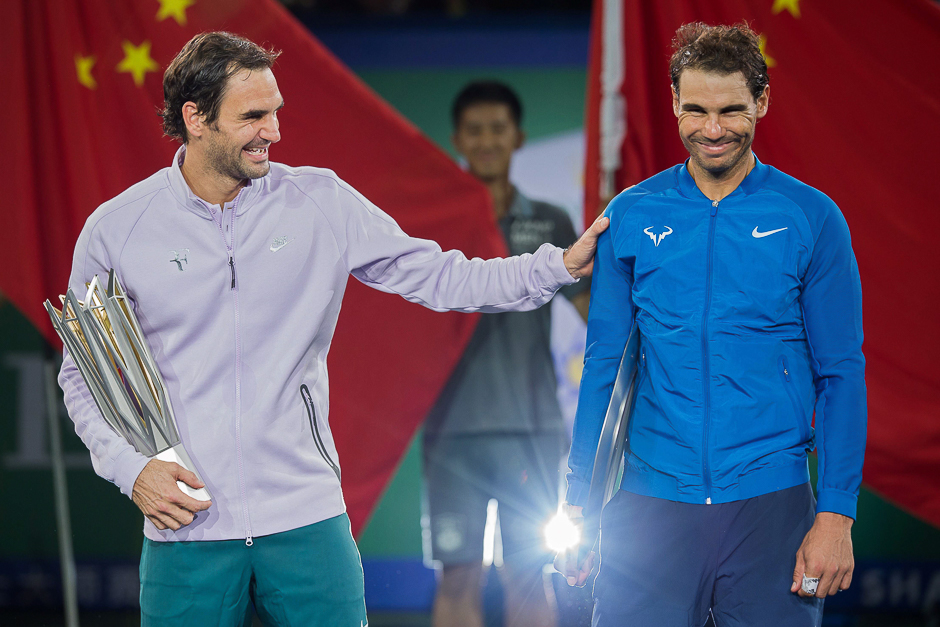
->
xmin=592 ymin=483 xmax=824 ymax=627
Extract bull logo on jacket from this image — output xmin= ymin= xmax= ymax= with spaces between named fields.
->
xmin=643 ymin=226 xmax=673 ymax=247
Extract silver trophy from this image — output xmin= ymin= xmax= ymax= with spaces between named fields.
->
xmin=44 ymin=270 xmax=210 ymax=501
xmin=580 ymin=322 xmax=640 ymax=554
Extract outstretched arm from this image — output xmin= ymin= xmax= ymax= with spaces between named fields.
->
xmin=322 ymin=178 xmax=608 ymax=313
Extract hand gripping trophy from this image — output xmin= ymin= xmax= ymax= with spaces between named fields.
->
xmin=45 ymin=270 xmax=210 ymax=501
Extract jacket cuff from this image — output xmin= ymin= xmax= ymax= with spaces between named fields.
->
xmin=112 ymin=447 xmax=152 ymax=499
xmin=545 ymin=245 xmax=579 ymax=288
xmin=816 ymin=488 xmax=858 ymax=520
xmin=565 ymin=476 xmax=591 ymax=508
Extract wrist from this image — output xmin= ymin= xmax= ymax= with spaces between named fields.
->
xmin=815 ymin=511 xmax=854 ymax=529
xmin=562 ymin=246 xmax=579 ymax=279
xmin=563 ymin=502 xmax=584 ymax=519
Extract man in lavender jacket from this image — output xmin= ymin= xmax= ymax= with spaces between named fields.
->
xmin=58 ymin=31 xmax=607 ymax=625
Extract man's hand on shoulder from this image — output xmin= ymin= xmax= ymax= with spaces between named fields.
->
xmin=132 ymin=459 xmax=212 ymax=531
xmin=563 ymin=215 xmax=610 ymax=279
xmin=791 ymin=511 xmax=854 ymax=598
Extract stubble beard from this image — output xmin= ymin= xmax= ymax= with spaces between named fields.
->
xmin=205 ymin=134 xmax=269 ymax=183
xmin=685 ymin=133 xmax=752 ymax=181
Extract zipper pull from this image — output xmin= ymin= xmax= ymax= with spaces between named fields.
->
xmin=710 ymin=199 xmax=719 ymax=217
xmin=229 ymin=257 xmax=236 ymax=290
xmin=245 ymin=535 xmax=253 ymax=547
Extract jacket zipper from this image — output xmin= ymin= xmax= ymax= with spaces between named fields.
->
xmin=701 ymin=198 xmax=719 ymax=505
xmin=212 ymin=197 xmax=252 ymax=546
xmin=301 ymin=384 xmax=341 ymax=482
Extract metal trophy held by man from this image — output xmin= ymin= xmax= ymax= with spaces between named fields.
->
xmin=44 ymin=269 xmax=210 ymax=501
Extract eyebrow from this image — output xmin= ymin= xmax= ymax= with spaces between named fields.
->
xmin=681 ymin=103 xmax=748 ymax=113
xmin=239 ymin=100 xmax=285 ymax=120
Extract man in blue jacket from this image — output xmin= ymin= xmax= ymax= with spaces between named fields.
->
xmin=558 ymin=22 xmax=866 ymax=626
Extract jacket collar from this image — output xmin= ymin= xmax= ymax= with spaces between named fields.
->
xmin=506 ymin=186 xmax=533 ymax=219
xmin=676 ymin=152 xmax=769 ymax=201
xmin=166 ymin=145 xmax=267 ymax=219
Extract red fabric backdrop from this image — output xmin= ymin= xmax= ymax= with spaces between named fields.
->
xmin=5 ymin=0 xmax=506 ymax=535
xmin=584 ymin=0 xmax=940 ymax=527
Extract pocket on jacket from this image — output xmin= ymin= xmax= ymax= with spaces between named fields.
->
xmin=778 ymin=356 xmax=811 ymax=445
xmin=301 ymin=384 xmax=341 ymax=482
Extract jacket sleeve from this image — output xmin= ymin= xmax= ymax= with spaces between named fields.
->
xmin=800 ymin=198 xmax=867 ymax=520
xmin=319 ymin=179 xmax=577 ymax=312
xmin=565 ymin=200 xmax=635 ymax=507
xmin=57 ymin=221 xmax=151 ymax=499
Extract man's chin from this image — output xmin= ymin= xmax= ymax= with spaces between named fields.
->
xmin=240 ymin=160 xmax=270 ymax=180
xmin=692 ymin=151 xmax=745 ymax=178
xmin=249 ymin=164 xmax=270 ymax=179
xmin=469 ymin=163 xmax=509 ymax=180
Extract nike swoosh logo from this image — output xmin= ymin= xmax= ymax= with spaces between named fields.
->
xmin=270 ymin=240 xmax=292 ymax=252
xmin=752 ymin=227 xmax=788 ymax=238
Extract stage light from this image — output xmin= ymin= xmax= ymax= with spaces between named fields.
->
xmin=543 ymin=511 xmax=581 ymax=553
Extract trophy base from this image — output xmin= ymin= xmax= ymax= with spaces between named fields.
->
xmin=155 ymin=444 xmax=212 ymax=502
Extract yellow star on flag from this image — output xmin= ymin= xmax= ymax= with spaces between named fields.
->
xmin=156 ymin=0 xmax=196 ymax=26
xmin=116 ymin=40 xmax=159 ymax=87
xmin=759 ymin=34 xmax=776 ymax=68
xmin=772 ymin=0 xmax=801 ymax=18
xmin=75 ymin=54 xmax=97 ymax=90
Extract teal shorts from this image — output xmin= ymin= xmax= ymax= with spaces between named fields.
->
xmin=139 ymin=513 xmax=367 ymax=626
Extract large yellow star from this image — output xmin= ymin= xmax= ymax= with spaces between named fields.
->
xmin=156 ymin=0 xmax=196 ymax=26
xmin=772 ymin=0 xmax=801 ymax=18
xmin=759 ymin=34 xmax=776 ymax=68
xmin=75 ymin=54 xmax=97 ymax=90
xmin=116 ymin=40 xmax=159 ymax=87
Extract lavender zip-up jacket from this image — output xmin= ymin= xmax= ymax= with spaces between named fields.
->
xmin=58 ymin=147 xmax=576 ymax=543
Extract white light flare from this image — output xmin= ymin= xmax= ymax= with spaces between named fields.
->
xmin=543 ymin=510 xmax=581 ymax=553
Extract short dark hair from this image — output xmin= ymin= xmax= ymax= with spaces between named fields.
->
xmin=451 ymin=81 xmax=523 ymax=129
xmin=669 ymin=22 xmax=769 ymax=102
xmin=161 ymin=32 xmax=281 ymax=143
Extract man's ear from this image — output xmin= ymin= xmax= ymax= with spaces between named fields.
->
xmin=182 ymin=102 xmax=206 ymax=139
xmin=515 ymin=129 xmax=526 ymax=151
xmin=756 ymin=85 xmax=770 ymax=120
xmin=672 ymin=84 xmax=681 ymax=118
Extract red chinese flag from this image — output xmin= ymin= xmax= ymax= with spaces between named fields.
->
xmin=584 ymin=0 xmax=940 ymax=527
xmin=6 ymin=0 xmax=505 ymax=534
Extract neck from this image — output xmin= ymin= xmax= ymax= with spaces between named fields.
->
xmin=483 ymin=175 xmax=514 ymax=219
xmin=689 ymin=152 xmax=755 ymax=202
xmin=180 ymin=146 xmax=245 ymax=210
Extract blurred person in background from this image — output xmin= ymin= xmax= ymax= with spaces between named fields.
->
xmin=423 ymin=81 xmax=590 ymax=627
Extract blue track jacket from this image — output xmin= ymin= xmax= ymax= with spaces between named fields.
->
xmin=566 ymin=157 xmax=867 ymax=519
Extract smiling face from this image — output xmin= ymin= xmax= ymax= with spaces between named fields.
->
xmin=200 ymin=67 xmax=283 ymax=183
xmin=673 ymin=69 xmax=768 ymax=181
xmin=452 ymin=102 xmax=524 ymax=183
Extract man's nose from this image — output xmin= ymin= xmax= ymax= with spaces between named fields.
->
xmin=478 ymin=130 xmax=500 ymax=148
xmin=260 ymin=117 xmax=281 ymax=143
xmin=703 ymin=115 xmax=723 ymax=140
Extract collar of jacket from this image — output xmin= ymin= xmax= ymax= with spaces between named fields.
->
xmin=166 ymin=145 xmax=267 ymax=219
xmin=506 ymin=186 xmax=534 ymax=219
xmin=676 ymin=152 xmax=770 ymax=201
